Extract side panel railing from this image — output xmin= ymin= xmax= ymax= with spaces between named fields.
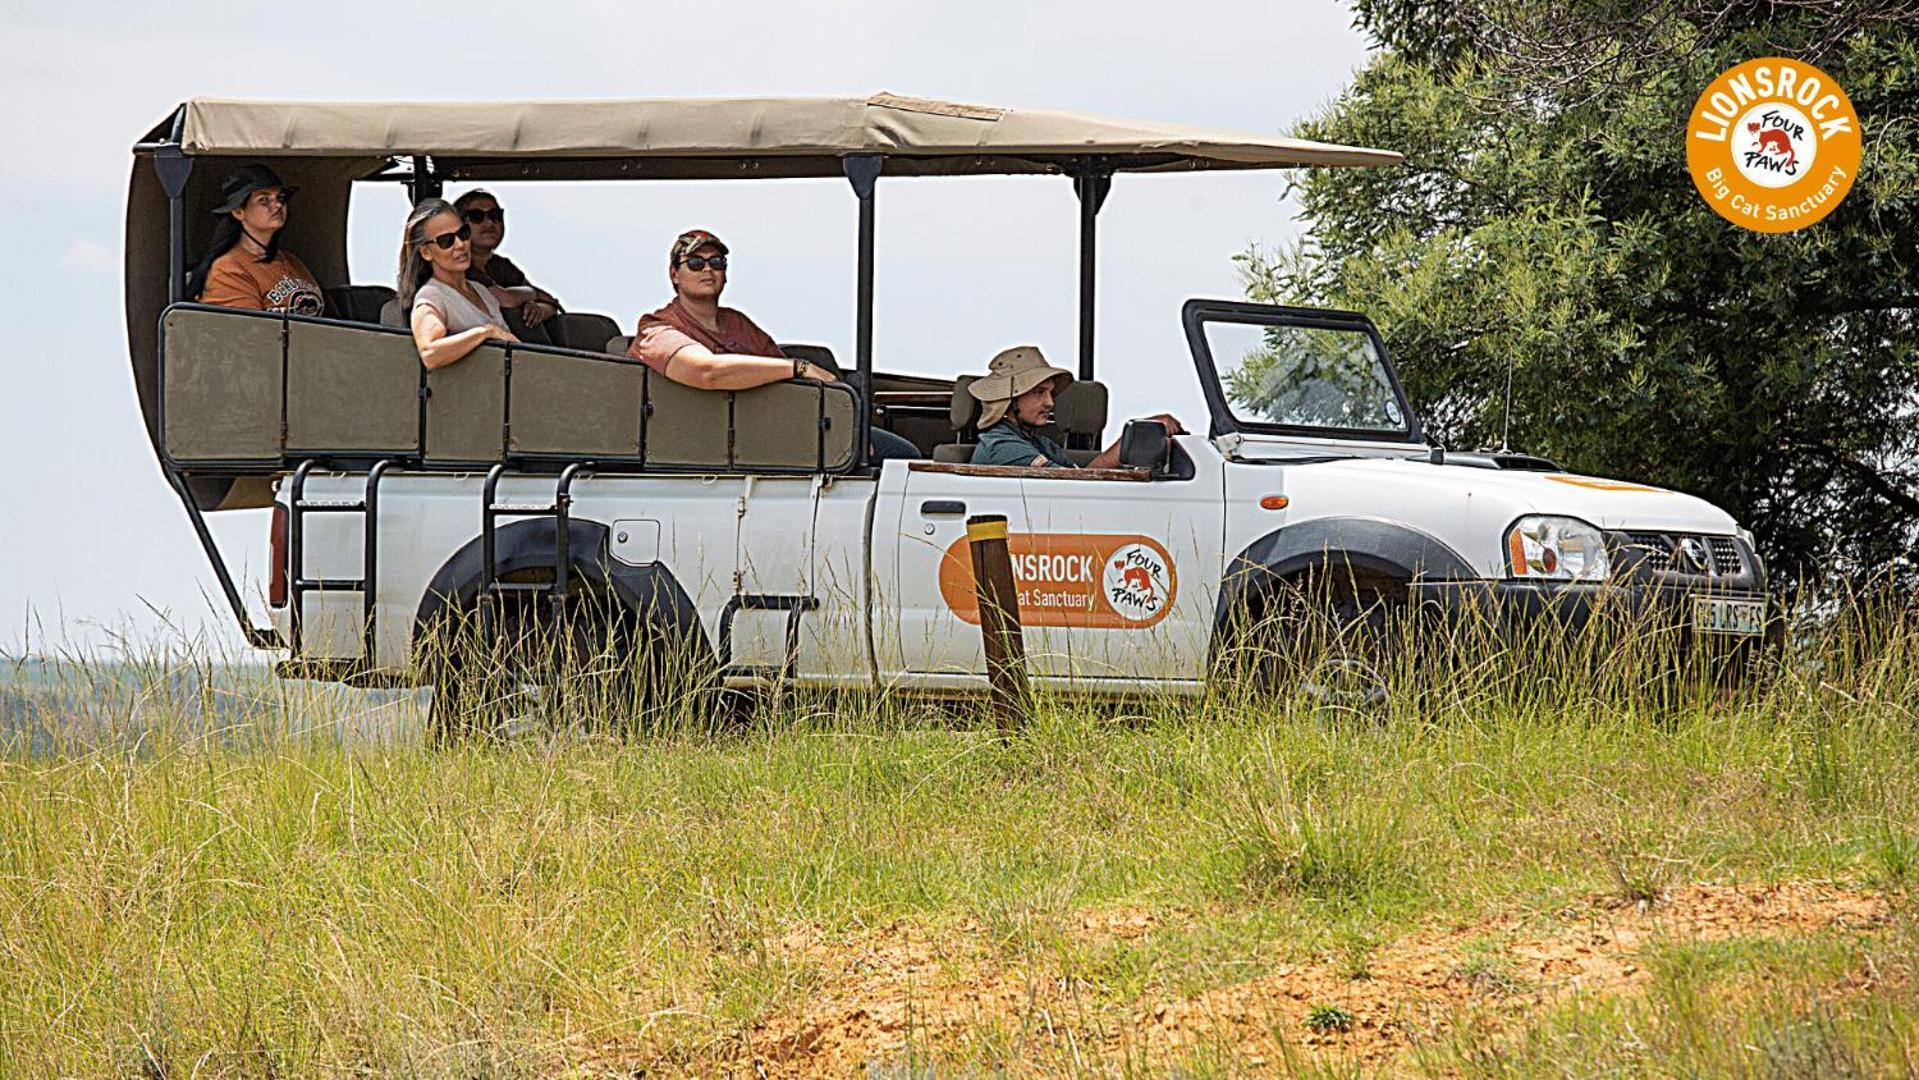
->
xmin=423 ymin=344 xmax=506 ymax=464
xmin=287 ymin=320 xmax=419 ymax=454
xmin=158 ymin=303 xmax=861 ymax=476
xmin=162 ymin=308 xmax=284 ymax=465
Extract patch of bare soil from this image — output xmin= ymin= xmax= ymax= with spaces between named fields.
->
xmin=730 ymin=883 xmax=1892 ymax=1076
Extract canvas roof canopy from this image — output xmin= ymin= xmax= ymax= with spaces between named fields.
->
xmin=148 ymin=92 xmax=1401 ymax=179
xmin=126 ymin=94 xmax=1400 ymax=511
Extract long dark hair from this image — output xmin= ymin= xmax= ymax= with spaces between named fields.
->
xmin=185 ymin=216 xmax=282 ymax=301
xmin=397 ymin=199 xmax=458 ymax=312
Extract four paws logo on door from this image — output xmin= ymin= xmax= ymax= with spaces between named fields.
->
xmin=1104 ymin=543 xmax=1171 ymax=622
xmin=938 ymin=533 xmax=1179 ymax=629
xmin=1687 ymin=57 xmax=1861 ymax=233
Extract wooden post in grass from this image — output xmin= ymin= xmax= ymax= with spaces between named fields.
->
xmin=966 ymin=514 xmax=1029 ymax=732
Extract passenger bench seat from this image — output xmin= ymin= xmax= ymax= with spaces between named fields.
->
xmin=325 ymin=285 xmax=396 ymax=324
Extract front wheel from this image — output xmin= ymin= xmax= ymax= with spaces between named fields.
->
xmin=1219 ymin=573 xmax=1409 ymax=706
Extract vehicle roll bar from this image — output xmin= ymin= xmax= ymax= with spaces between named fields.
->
xmin=843 ymin=155 xmax=881 ymax=472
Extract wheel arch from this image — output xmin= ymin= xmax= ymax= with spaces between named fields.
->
xmin=410 ymin=517 xmax=710 ymax=661
xmin=1211 ymin=516 xmax=1475 ymax=648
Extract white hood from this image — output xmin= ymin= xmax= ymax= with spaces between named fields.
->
xmin=1283 ymin=456 xmax=1739 ymax=533
xmin=1274 ymin=456 xmax=1742 ymax=529
xmin=1227 ymin=449 xmax=1744 ymax=580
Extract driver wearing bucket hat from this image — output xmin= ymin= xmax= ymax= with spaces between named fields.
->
xmin=969 ymin=346 xmax=1184 ymax=469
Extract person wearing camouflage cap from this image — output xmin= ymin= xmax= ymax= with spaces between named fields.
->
xmin=969 ymin=345 xmax=1184 ymax=469
xmin=626 ymin=228 xmax=921 ymax=460
xmin=626 ymin=229 xmax=800 ymax=386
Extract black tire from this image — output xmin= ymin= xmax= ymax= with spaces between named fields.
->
xmin=426 ymin=585 xmax=658 ymax=742
xmin=1223 ymin=572 xmax=1407 ymax=706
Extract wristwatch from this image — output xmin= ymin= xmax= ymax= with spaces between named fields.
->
xmin=794 ymin=357 xmax=812 ymax=379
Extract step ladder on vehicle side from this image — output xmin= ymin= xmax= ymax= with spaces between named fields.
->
xmin=286 ymin=458 xmax=397 ymax=670
xmin=477 ymin=461 xmax=595 ymax=640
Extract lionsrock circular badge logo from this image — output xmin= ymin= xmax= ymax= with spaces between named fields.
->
xmin=1687 ymin=57 xmax=1861 ymax=233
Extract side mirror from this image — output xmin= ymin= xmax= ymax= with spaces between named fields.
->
xmin=1117 ymin=419 xmax=1170 ymax=472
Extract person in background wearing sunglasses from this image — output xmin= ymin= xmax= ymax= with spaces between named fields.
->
xmin=627 ymin=229 xmax=920 ymax=460
xmin=453 ymin=189 xmax=562 ymax=328
xmin=398 ymin=199 xmax=516 ymax=370
xmin=187 ymin=164 xmax=324 ymax=315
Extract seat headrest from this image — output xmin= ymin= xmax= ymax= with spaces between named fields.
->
xmin=324 ymin=284 xmax=396 ymax=324
xmin=949 ymin=375 xmax=1107 ymax=436
xmin=1053 ymin=380 xmax=1108 ymax=436
xmin=951 ymin=375 xmax=983 ymax=429
xmin=548 ymin=312 xmax=620 ymax=353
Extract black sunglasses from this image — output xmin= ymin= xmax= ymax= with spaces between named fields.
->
xmin=424 ymin=223 xmax=472 ymax=250
xmin=681 ymin=254 xmax=728 ymax=272
xmin=463 ymin=207 xmax=505 ymax=224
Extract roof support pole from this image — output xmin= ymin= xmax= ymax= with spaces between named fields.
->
xmin=844 ymin=154 xmax=882 ymax=469
xmin=154 ymin=144 xmax=193 ymax=303
xmin=407 ymin=155 xmax=443 ymax=204
xmin=1073 ymin=169 xmax=1112 ymax=382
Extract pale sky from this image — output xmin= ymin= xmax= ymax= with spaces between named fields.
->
xmin=0 ymin=0 xmax=1375 ymax=655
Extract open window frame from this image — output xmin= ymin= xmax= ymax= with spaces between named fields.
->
xmin=1182 ymin=298 xmax=1425 ymax=445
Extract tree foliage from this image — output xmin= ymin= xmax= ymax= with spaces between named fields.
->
xmin=1252 ymin=0 xmax=1919 ymax=588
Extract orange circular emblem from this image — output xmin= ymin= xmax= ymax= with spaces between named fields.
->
xmin=1686 ymin=57 xmax=1861 ymax=233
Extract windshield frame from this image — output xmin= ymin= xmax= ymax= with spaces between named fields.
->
xmin=1182 ymin=298 xmax=1425 ymax=444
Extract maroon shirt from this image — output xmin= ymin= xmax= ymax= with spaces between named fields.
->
xmin=628 ymin=296 xmax=784 ymax=374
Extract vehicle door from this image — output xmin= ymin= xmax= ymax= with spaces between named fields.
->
xmin=729 ymin=474 xmax=819 ymax=676
xmin=727 ymin=378 xmax=873 ymax=680
xmin=1012 ymin=450 xmax=1224 ymax=684
xmin=871 ymin=460 xmax=1034 ymax=683
xmin=797 ymin=474 xmax=880 ymax=684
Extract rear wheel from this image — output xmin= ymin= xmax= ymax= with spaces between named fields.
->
xmin=426 ymin=584 xmax=673 ymax=743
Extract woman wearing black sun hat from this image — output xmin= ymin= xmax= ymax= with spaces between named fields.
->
xmin=186 ymin=163 xmax=324 ymax=316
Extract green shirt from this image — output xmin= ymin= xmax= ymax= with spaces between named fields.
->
xmin=972 ymin=421 xmax=1076 ymax=468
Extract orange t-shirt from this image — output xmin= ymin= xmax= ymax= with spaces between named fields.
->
xmin=200 ymin=247 xmax=325 ymax=316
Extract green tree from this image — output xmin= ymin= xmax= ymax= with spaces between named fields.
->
xmin=1251 ymin=1 xmax=1919 ymax=589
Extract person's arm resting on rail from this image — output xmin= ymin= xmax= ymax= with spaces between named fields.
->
xmin=633 ymin=320 xmax=835 ymax=390
xmin=412 ymin=298 xmax=513 ymax=370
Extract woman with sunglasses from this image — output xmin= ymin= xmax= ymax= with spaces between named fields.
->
xmin=453 ymin=189 xmax=562 ymax=327
xmin=399 ymin=199 xmax=516 ymax=370
xmin=187 ymin=163 xmax=324 ymax=315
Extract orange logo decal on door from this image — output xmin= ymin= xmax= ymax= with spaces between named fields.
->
xmin=937 ymin=533 xmax=1178 ymax=629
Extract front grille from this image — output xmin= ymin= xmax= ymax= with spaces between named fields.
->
xmin=1708 ymin=536 xmax=1742 ymax=576
xmin=1621 ymin=532 xmax=1744 ymax=578
xmin=1626 ymin=532 xmax=1675 ymax=572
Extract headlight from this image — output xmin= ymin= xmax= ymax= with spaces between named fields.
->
xmin=1505 ymin=515 xmax=1610 ymax=581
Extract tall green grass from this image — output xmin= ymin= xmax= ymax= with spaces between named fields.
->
xmin=2 ymin=594 xmax=1916 ymax=1074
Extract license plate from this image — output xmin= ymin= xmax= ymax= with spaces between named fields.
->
xmin=1693 ymin=596 xmax=1765 ymax=636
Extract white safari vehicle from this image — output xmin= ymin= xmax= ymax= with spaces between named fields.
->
xmin=127 ymin=95 xmax=1768 ymax=713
